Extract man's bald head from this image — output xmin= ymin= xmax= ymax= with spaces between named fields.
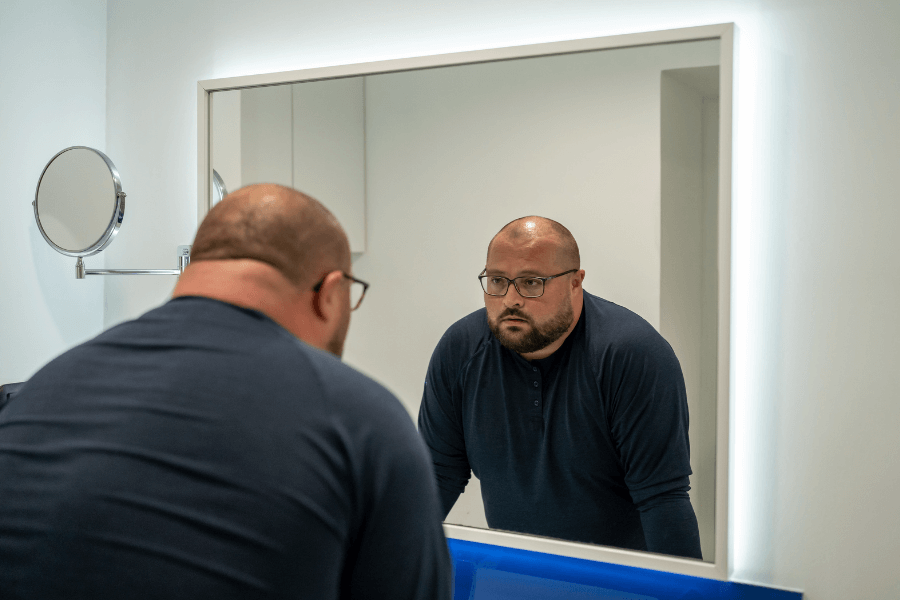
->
xmin=488 ymin=216 xmax=580 ymax=270
xmin=190 ymin=184 xmax=350 ymax=289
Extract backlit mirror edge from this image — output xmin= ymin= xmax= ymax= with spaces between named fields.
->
xmin=716 ymin=22 xmax=734 ymax=581
xmin=196 ymin=22 xmax=734 ymax=581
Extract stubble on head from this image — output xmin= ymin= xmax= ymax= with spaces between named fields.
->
xmin=186 ymin=183 xmax=353 ymax=358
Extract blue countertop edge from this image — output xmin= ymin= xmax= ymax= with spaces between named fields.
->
xmin=448 ymin=538 xmax=802 ymax=600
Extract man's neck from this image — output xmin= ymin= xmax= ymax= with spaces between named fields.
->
xmin=172 ymin=259 xmax=315 ymax=340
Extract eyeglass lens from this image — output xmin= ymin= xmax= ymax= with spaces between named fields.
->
xmin=350 ymin=281 xmax=366 ymax=310
xmin=482 ymin=276 xmax=544 ymax=297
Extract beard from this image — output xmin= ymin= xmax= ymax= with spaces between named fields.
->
xmin=487 ymin=300 xmax=574 ymax=355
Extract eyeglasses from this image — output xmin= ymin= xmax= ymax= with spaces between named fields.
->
xmin=313 ymin=272 xmax=370 ymax=311
xmin=478 ymin=269 xmax=577 ymax=298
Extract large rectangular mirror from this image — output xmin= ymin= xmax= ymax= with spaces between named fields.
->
xmin=199 ymin=23 xmax=732 ymax=579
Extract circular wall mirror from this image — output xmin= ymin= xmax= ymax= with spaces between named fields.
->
xmin=34 ymin=146 xmax=124 ymax=257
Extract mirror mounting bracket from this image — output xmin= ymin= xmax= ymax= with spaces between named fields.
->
xmin=75 ymin=245 xmax=191 ymax=279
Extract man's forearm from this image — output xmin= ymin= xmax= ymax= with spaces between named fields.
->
xmin=637 ymin=492 xmax=703 ymax=559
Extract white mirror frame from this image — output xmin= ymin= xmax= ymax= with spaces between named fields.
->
xmin=197 ymin=22 xmax=733 ymax=580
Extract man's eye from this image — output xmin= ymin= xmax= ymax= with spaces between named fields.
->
xmin=490 ymin=277 xmax=507 ymax=285
xmin=522 ymin=278 xmax=541 ymax=287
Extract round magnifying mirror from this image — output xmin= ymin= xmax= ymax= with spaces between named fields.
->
xmin=34 ymin=146 xmax=124 ymax=257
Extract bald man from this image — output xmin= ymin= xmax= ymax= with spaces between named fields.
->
xmin=418 ymin=216 xmax=702 ymax=559
xmin=0 ymin=185 xmax=451 ymax=599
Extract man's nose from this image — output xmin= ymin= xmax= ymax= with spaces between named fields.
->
xmin=503 ymin=283 xmax=526 ymax=307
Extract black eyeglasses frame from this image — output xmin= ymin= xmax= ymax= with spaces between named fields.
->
xmin=312 ymin=271 xmax=370 ymax=311
xmin=478 ymin=268 xmax=578 ymax=298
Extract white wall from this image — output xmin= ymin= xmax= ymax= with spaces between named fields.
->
xmin=357 ymin=40 xmax=716 ymax=409
xmin=239 ymin=85 xmax=293 ymax=188
xmin=0 ymin=0 xmax=107 ymax=384
xmin=660 ymin=68 xmax=719 ymax=561
xmin=357 ymin=46 xmax=718 ymax=550
xmin=209 ymin=90 xmax=241 ymax=194
xmin=97 ymin=1 xmax=900 ymax=598
xmin=213 ymin=80 xmax=368 ymax=252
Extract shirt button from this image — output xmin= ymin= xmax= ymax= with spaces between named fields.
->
xmin=532 ymin=367 xmax=538 ymax=372
xmin=533 ymin=381 xmax=538 ymax=387
xmin=534 ymin=400 xmax=539 ymax=406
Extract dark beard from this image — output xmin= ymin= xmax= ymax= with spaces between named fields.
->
xmin=488 ymin=303 xmax=574 ymax=354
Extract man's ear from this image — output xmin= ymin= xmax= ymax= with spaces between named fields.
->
xmin=572 ymin=269 xmax=585 ymax=291
xmin=312 ymin=270 xmax=345 ymax=321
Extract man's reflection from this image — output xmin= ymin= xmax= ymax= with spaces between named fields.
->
xmin=418 ymin=216 xmax=702 ymax=559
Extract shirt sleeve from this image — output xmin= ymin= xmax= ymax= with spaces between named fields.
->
xmin=602 ymin=323 xmax=702 ymax=557
xmin=636 ymin=486 xmax=703 ymax=559
xmin=417 ymin=332 xmax=472 ymax=518
xmin=349 ymin=394 xmax=454 ymax=600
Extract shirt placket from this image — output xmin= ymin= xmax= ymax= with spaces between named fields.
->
xmin=528 ymin=364 xmax=543 ymax=429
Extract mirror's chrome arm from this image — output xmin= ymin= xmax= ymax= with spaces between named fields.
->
xmin=78 ymin=265 xmax=181 ymax=276
xmin=76 ymin=246 xmax=191 ymax=279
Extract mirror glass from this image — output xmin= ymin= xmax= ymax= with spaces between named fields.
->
xmin=209 ymin=37 xmax=722 ymax=562
xmin=34 ymin=147 xmax=123 ymax=257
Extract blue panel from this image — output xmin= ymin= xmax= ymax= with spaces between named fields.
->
xmin=448 ymin=539 xmax=802 ymax=600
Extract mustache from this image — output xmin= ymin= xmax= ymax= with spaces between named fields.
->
xmin=498 ymin=308 xmax=531 ymax=322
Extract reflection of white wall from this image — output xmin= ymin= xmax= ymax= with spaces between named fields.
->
xmin=210 ymin=90 xmax=241 ymax=198
xmin=87 ymin=1 xmax=900 ymax=598
xmin=293 ymin=79 xmax=366 ymax=252
xmin=241 ymin=85 xmax=293 ymax=188
xmin=218 ymin=81 xmax=367 ymax=251
xmin=356 ymin=44 xmax=717 ymax=531
xmin=355 ymin=42 xmax=717 ymax=407
xmin=660 ymin=66 xmax=720 ymax=561
xmin=446 ymin=474 xmax=489 ymax=529
xmin=0 ymin=0 xmax=106 ymax=384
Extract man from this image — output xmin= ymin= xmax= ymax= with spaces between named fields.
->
xmin=0 ymin=184 xmax=451 ymax=599
xmin=418 ymin=216 xmax=702 ymax=559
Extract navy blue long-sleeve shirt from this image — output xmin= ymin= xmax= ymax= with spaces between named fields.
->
xmin=0 ymin=297 xmax=451 ymax=599
xmin=418 ymin=291 xmax=702 ymax=558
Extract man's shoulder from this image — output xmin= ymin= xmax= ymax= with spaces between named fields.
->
xmin=300 ymin=342 xmax=405 ymax=414
xmin=432 ymin=307 xmax=491 ymax=363
xmin=37 ymin=296 xmax=405 ymax=420
xmin=582 ymin=292 xmax=671 ymax=353
xmin=583 ymin=291 xmax=655 ymax=331
xmin=444 ymin=306 xmax=489 ymax=338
